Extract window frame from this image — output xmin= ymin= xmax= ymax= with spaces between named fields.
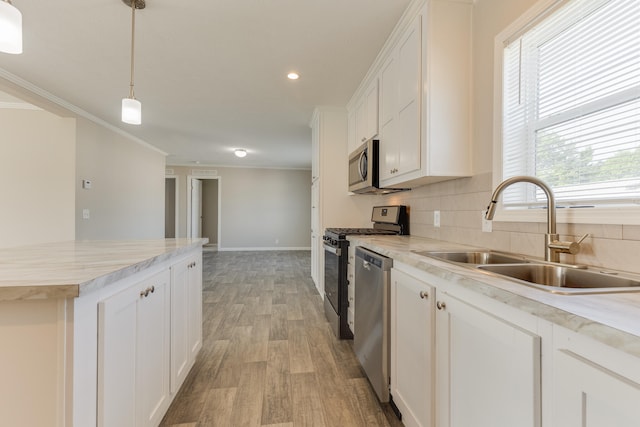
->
xmin=492 ymin=0 xmax=640 ymax=225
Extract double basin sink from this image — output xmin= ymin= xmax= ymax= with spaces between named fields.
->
xmin=415 ymin=250 xmax=640 ymax=295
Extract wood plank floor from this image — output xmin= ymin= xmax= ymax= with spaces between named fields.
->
xmin=160 ymin=250 xmax=403 ymax=427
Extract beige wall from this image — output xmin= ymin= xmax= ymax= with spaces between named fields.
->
xmin=0 ymin=108 xmax=76 ymax=248
xmin=75 ymin=118 xmax=166 ymax=240
xmin=357 ymin=0 xmax=640 ymax=275
xmin=170 ymin=166 xmax=311 ymax=250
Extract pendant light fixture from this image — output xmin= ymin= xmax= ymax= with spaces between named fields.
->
xmin=121 ymin=0 xmax=144 ymax=125
xmin=0 ymin=0 xmax=22 ymax=54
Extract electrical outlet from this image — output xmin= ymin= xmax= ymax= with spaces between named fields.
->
xmin=482 ymin=210 xmax=492 ymax=232
xmin=82 ymin=209 xmax=90 ymax=220
xmin=434 ymin=210 xmax=441 ymax=228
xmin=275 ymin=238 xmax=279 ymax=244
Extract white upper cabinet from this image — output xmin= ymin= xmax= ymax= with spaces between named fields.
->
xmin=381 ymin=13 xmax=422 ymax=182
xmin=348 ymin=78 xmax=379 ymax=153
xmin=349 ymin=0 xmax=473 ymax=190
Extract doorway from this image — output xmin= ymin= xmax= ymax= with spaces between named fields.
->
xmin=165 ymin=176 xmax=178 ymax=238
xmin=187 ymin=176 xmax=221 ymax=249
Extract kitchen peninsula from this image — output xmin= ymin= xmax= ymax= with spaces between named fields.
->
xmin=0 ymin=238 xmax=207 ymax=427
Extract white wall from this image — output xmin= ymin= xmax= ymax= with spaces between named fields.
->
xmin=75 ymin=118 xmax=166 ymax=240
xmin=171 ymin=166 xmax=311 ymax=250
xmin=471 ymin=0 xmax=539 ymax=174
xmin=0 ymin=108 xmax=76 ymax=248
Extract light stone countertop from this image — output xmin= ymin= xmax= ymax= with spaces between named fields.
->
xmin=0 ymin=238 xmax=208 ymax=301
xmin=348 ymin=235 xmax=640 ymax=358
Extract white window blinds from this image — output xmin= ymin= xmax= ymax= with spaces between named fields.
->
xmin=501 ymin=0 xmax=640 ymax=208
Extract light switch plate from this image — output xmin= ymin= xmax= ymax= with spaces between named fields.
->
xmin=434 ymin=210 xmax=441 ymax=228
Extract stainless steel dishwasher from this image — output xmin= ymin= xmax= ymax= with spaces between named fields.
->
xmin=354 ymin=246 xmax=392 ymax=402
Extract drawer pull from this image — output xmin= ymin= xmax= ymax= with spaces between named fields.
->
xmin=139 ymin=286 xmax=156 ymax=298
xmin=436 ymin=301 xmax=446 ymax=310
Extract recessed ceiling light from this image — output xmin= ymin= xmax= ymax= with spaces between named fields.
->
xmin=234 ymin=148 xmax=247 ymax=158
xmin=287 ymin=72 xmax=300 ymax=80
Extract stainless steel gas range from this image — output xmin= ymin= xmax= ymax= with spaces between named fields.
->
xmin=322 ymin=205 xmax=408 ymax=339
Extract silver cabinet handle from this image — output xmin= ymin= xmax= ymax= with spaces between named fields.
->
xmin=139 ymin=286 xmax=156 ymax=298
xmin=436 ymin=301 xmax=446 ymax=310
xmin=419 ymin=291 xmax=428 ymax=299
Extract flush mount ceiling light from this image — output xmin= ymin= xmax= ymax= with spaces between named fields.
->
xmin=234 ymin=149 xmax=247 ymax=158
xmin=287 ymin=72 xmax=300 ymax=80
xmin=0 ymin=0 xmax=22 ymax=54
xmin=121 ymin=0 xmax=145 ymax=125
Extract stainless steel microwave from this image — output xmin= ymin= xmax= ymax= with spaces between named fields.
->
xmin=348 ymin=138 xmax=408 ymax=194
xmin=348 ymin=139 xmax=379 ymax=194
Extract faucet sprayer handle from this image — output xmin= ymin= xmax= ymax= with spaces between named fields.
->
xmin=548 ymin=233 xmax=590 ymax=255
xmin=485 ymin=200 xmax=498 ymax=220
xmin=576 ymin=233 xmax=589 ymax=245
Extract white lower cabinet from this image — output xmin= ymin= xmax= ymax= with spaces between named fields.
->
xmin=390 ymin=262 xmax=541 ymax=427
xmin=98 ymin=269 xmax=171 ymax=427
xmin=388 ymin=259 xmax=640 ymax=427
xmin=170 ymin=254 xmax=203 ymax=394
xmin=390 ymin=267 xmax=434 ymax=427
xmin=552 ymin=327 xmax=640 ymax=427
xmin=435 ymin=289 xmax=541 ymax=427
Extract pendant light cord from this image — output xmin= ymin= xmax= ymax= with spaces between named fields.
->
xmin=129 ymin=0 xmax=136 ymax=99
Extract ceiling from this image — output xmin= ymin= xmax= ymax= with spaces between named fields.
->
xmin=0 ymin=0 xmax=411 ymax=169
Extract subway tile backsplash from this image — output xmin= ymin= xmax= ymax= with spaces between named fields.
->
xmin=378 ymin=172 xmax=640 ymax=275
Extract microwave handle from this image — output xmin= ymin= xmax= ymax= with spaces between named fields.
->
xmin=358 ymin=150 xmax=367 ymax=181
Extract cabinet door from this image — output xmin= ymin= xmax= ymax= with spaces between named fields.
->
xmin=379 ymin=55 xmax=397 ymax=182
xmin=347 ymin=109 xmax=358 ymax=153
xmin=365 ymin=79 xmax=379 ymax=139
xmin=98 ymin=283 xmax=138 ymax=427
xmin=136 ymin=270 xmax=171 ymax=427
xmin=170 ymin=259 xmax=190 ymax=393
xmin=553 ymin=348 xmax=640 ymax=426
xmin=379 ymin=14 xmax=422 ymax=186
xmin=435 ymin=291 xmax=541 ymax=427
xmin=98 ymin=269 xmax=171 ymax=427
xmin=355 ymin=98 xmax=367 ymax=145
xmin=311 ymin=181 xmax=320 ymax=287
xmin=188 ymin=257 xmax=203 ymax=360
xmin=390 ymin=268 xmax=434 ymax=427
xmin=395 ymin=14 xmax=422 ymax=179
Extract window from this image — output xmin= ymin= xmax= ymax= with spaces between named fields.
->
xmin=499 ymin=0 xmax=640 ymax=213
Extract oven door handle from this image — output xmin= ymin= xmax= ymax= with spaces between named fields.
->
xmin=323 ymin=244 xmax=341 ymax=256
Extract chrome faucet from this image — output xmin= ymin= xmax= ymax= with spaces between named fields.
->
xmin=485 ymin=175 xmax=588 ymax=263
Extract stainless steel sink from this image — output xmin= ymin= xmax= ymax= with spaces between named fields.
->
xmin=477 ymin=263 xmax=640 ymax=294
xmin=414 ymin=250 xmax=528 ymax=265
